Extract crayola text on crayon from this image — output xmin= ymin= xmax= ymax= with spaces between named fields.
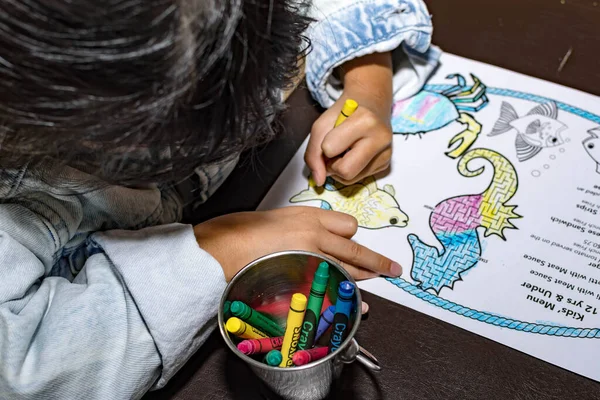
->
xmin=329 ymin=323 xmax=347 ymax=352
xmin=285 ymin=326 xmax=302 ymax=367
xmin=298 ymin=320 xmax=314 ymax=349
xmin=279 ymin=293 xmax=307 ymax=367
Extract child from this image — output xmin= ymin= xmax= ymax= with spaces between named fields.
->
xmin=0 ymin=0 xmax=439 ymax=398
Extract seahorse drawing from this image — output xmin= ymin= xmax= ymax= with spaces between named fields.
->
xmin=409 ymin=148 xmax=521 ymax=293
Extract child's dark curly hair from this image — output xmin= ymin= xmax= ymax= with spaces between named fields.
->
xmin=0 ymin=0 xmax=312 ymax=185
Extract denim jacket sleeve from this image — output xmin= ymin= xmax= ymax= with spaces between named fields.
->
xmin=0 ymin=186 xmax=226 ymax=398
xmin=306 ymin=0 xmax=442 ymax=108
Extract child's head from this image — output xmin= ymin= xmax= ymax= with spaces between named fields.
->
xmin=0 ymin=0 xmax=310 ymax=185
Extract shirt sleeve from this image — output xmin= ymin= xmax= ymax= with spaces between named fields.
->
xmin=305 ymin=0 xmax=442 ymax=108
xmin=0 ymin=199 xmax=226 ymax=399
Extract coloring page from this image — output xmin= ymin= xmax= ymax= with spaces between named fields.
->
xmin=258 ymin=53 xmax=600 ymax=382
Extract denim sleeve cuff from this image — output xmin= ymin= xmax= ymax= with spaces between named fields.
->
xmin=92 ymin=223 xmax=227 ymax=388
xmin=306 ymin=0 xmax=442 ymax=108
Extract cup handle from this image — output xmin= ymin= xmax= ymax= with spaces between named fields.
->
xmin=340 ymin=339 xmax=381 ymax=372
xmin=356 ymin=344 xmax=381 ymax=372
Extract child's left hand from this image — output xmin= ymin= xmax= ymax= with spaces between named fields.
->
xmin=305 ymin=52 xmax=394 ymax=186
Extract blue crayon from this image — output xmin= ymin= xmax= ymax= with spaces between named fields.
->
xmin=315 ymin=305 xmax=335 ymax=342
xmin=328 ymin=281 xmax=355 ymax=353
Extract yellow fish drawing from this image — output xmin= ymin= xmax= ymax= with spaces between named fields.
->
xmin=289 ymin=176 xmax=409 ymax=229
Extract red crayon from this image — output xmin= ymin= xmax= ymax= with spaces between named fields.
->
xmin=237 ymin=336 xmax=284 ymax=355
xmin=292 ymin=346 xmax=329 ymax=366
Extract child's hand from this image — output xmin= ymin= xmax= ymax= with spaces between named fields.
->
xmin=305 ymin=52 xmax=394 ymax=186
xmin=194 ymin=207 xmax=402 ymax=282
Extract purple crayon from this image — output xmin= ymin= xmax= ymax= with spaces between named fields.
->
xmin=315 ymin=305 xmax=335 ymax=341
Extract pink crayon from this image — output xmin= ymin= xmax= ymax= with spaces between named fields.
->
xmin=237 ymin=336 xmax=284 ymax=355
xmin=292 ymin=346 xmax=329 ymax=366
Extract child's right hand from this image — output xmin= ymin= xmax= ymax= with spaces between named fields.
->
xmin=194 ymin=207 xmax=402 ymax=282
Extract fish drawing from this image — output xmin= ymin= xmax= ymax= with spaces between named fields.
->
xmin=289 ymin=176 xmax=408 ymax=229
xmin=583 ymin=127 xmax=600 ymax=174
xmin=488 ymin=101 xmax=567 ymax=162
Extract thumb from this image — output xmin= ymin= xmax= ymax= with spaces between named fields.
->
xmin=304 ymin=127 xmax=329 ymax=186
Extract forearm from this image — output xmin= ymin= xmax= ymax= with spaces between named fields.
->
xmin=304 ymin=0 xmax=440 ymax=108
xmin=0 ymin=222 xmax=226 ymax=398
xmin=0 ymin=233 xmax=161 ymax=399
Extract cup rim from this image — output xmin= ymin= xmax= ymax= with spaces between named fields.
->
xmin=218 ymin=250 xmax=363 ymax=372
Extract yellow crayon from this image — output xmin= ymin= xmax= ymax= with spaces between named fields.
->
xmin=279 ymin=293 xmax=307 ymax=367
xmin=334 ymin=99 xmax=359 ymax=127
xmin=226 ymin=317 xmax=269 ymax=340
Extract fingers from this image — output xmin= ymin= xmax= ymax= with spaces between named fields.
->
xmin=304 ymin=127 xmax=329 ymax=187
xmin=320 ymin=233 xmax=402 ymax=277
xmin=319 ymin=107 xmax=392 ymax=184
xmin=321 ymin=108 xmax=388 ymax=159
xmin=320 ymin=117 xmax=366 ymax=159
xmin=341 ymin=263 xmax=381 ymax=280
xmin=321 ymin=109 xmax=392 ymax=162
xmin=328 ymin=144 xmax=392 ymax=184
xmin=361 ymin=302 xmax=369 ymax=314
xmin=314 ymin=208 xmax=358 ymax=238
xmin=320 ymin=254 xmax=379 ymax=281
xmin=305 ymin=101 xmax=393 ymax=187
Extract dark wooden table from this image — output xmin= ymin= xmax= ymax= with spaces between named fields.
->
xmin=147 ymin=1 xmax=600 ymax=399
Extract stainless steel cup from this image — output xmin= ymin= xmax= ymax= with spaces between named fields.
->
xmin=218 ymin=251 xmax=381 ymax=400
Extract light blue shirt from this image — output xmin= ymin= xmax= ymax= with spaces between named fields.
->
xmin=0 ymin=1 xmax=440 ymax=398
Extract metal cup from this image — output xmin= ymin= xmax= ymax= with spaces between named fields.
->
xmin=218 ymin=251 xmax=381 ymax=400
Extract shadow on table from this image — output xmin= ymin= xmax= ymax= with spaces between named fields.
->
xmin=223 ymin=348 xmax=384 ymax=400
xmin=145 ymin=318 xmax=383 ymax=400
xmin=143 ymin=332 xmax=226 ymax=400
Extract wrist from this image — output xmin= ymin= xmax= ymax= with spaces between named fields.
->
xmin=338 ymin=52 xmax=394 ymax=117
xmin=193 ymin=218 xmax=236 ymax=281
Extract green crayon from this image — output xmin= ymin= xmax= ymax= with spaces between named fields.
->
xmin=297 ymin=262 xmax=330 ymax=350
xmin=230 ymin=301 xmax=284 ymax=337
xmin=223 ymin=300 xmax=232 ymax=320
xmin=264 ymin=350 xmax=283 ymax=366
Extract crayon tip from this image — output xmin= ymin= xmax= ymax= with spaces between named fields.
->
xmin=225 ymin=317 xmax=244 ymax=335
xmin=223 ymin=300 xmax=232 ymax=317
xmin=338 ymin=281 xmax=355 ymax=298
xmin=229 ymin=301 xmax=247 ymax=318
xmin=290 ymin=293 xmax=307 ymax=311
xmin=324 ymin=305 xmax=335 ymax=320
xmin=265 ymin=350 xmax=283 ymax=366
xmin=292 ymin=351 xmax=310 ymax=366
xmin=314 ymin=262 xmax=330 ymax=284
xmin=341 ymin=99 xmax=358 ymax=115
xmin=237 ymin=341 xmax=252 ymax=355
